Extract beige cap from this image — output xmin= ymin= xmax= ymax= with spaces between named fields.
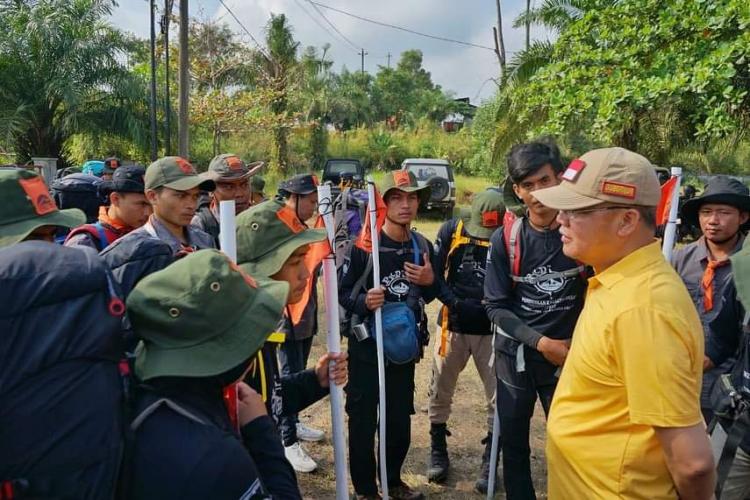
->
xmin=532 ymin=147 xmax=661 ymax=210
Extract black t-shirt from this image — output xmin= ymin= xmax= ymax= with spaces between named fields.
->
xmin=484 ymin=218 xmax=587 ymax=362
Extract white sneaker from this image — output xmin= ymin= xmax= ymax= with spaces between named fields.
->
xmin=296 ymin=422 xmax=325 ymax=442
xmin=284 ymin=442 xmax=318 ymax=473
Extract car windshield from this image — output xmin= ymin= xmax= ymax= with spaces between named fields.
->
xmin=326 ymin=161 xmax=360 ymax=175
xmin=407 ymin=164 xmax=449 ymax=181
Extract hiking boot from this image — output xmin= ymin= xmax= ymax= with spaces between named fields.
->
xmin=389 ymin=481 xmax=424 ymax=500
xmin=284 ymin=442 xmax=317 ymax=473
xmin=427 ymin=422 xmax=450 ymax=483
xmin=296 ymin=422 xmax=325 ymax=442
xmin=475 ymin=432 xmax=499 ymax=494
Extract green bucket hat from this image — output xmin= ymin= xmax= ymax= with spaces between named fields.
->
xmin=144 ymin=156 xmax=216 ymax=191
xmin=236 ymin=198 xmax=327 ymax=277
xmin=380 ymin=170 xmax=431 ymax=205
xmin=731 ymin=242 xmax=750 ymax=311
xmin=465 ymin=189 xmax=506 ymax=239
xmin=127 ymin=249 xmax=289 ymax=381
xmin=0 ymin=169 xmax=85 ymax=248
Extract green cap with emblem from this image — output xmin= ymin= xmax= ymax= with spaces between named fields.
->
xmin=380 ymin=170 xmax=431 ymax=205
xmin=0 ymin=169 xmax=85 ymax=248
xmin=144 ymin=156 xmax=216 ymax=191
xmin=465 ymin=189 xmax=506 ymax=239
xmin=236 ymin=198 xmax=327 ymax=277
xmin=127 ymin=249 xmax=289 ymax=381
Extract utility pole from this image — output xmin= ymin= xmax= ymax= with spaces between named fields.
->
xmin=493 ymin=0 xmax=506 ymax=78
xmin=148 ymin=0 xmax=158 ymax=161
xmin=359 ymin=48 xmax=367 ymax=74
xmin=161 ymin=0 xmax=174 ymax=155
xmin=178 ymin=0 xmax=189 ymax=158
xmin=387 ymin=52 xmax=391 ymax=68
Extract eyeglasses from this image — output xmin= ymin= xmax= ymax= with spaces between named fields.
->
xmin=558 ymin=205 xmax=633 ymax=221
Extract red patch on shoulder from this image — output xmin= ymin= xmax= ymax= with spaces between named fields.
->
xmin=19 ymin=177 xmax=57 ymax=215
xmin=601 ymin=180 xmax=636 ymax=199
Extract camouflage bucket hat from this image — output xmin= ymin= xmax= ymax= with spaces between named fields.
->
xmin=0 ymin=169 xmax=85 ymax=248
xmin=236 ymin=199 xmax=327 ymax=277
xmin=128 ymin=249 xmax=289 ymax=381
xmin=205 ymin=154 xmax=264 ymax=182
xmin=465 ymin=189 xmax=506 ymax=239
xmin=380 ymin=170 xmax=431 ymax=205
xmin=145 ymin=156 xmax=216 ymax=191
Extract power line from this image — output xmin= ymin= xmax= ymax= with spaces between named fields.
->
xmin=216 ymin=0 xmax=271 ymax=60
xmin=310 ymin=1 xmax=497 ymax=52
xmin=305 ymin=0 xmax=361 ymax=53
xmin=293 ymin=0 xmax=359 ymax=53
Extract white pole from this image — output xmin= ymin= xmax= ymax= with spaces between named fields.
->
xmin=367 ymin=177 xmax=389 ymax=499
xmin=317 ymin=184 xmax=349 ymax=500
xmin=661 ymin=167 xmax=682 ymax=261
xmin=219 ymin=200 xmax=237 ymax=261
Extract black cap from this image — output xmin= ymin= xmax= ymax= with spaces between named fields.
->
xmin=101 ymin=165 xmax=146 ymax=195
xmin=682 ymin=175 xmax=750 ymax=229
xmin=103 ymin=157 xmax=122 ymax=175
xmin=278 ymin=173 xmax=319 ymax=196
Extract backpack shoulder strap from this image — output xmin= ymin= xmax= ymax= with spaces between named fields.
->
xmin=503 ymin=216 xmax=523 ymax=284
xmin=66 ymin=224 xmax=106 ymax=251
xmin=130 ymin=397 xmax=207 ymax=432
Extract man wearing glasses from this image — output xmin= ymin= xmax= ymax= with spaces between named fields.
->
xmin=672 ymin=176 xmax=749 ymax=422
xmin=483 ymin=140 xmax=588 ymax=498
xmin=534 ymin=147 xmax=715 ymax=499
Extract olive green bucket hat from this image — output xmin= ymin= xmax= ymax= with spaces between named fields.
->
xmin=731 ymin=241 xmax=750 ymax=311
xmin=144 ymin=156 xmax=216 ymax=191
xmin=465 ymin=189 xmax=506 ymax=239
xmin=380 ymin=170 xmax=431 ymax=205
xmin=127 ymin=249 xmax=289 ymax=381
xmin=236 ymin=198 xmax=327 ymax=277
xmin=0 ymin=169 xmax=85 ymax=248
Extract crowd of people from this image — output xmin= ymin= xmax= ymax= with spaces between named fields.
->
xmin=1 ymin=140 xmax=749 ymax=500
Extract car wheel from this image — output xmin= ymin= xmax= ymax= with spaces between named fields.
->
xmin=426 ymin=176 xmax=449 ymax=201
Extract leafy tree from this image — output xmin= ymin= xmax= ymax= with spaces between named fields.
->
xmin=0 ymin=0 xmax=149 ymax=164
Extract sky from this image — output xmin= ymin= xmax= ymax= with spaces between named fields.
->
xmin=112 ymin=0 xmax=553 ymax=104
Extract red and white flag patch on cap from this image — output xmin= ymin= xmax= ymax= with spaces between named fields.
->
xmin=562 ymin=159 xmax=586 ymax=182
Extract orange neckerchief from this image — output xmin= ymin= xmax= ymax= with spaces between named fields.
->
xmin=702 ymin=259 xmax=730 ymax=312
xmin=99 ymin=211 xmax=134 ymax=235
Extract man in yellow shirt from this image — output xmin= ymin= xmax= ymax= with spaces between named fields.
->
xmin=532 ymin=147 xmax=715 ymax=499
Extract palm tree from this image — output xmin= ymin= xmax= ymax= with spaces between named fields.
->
xmin=255 ymin=13 xmax=299 ymax=173
xmin=0 ymin=0 xmax=150 ymax=164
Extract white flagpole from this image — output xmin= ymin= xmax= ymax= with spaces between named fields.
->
xmin=317 ymin=184 xmax=349 ymax=500
xmin=219 ymin=200 xmax=237 ymax=261
xmin=367 ymin=177 xmax=389 ymax=499
xmin=661 ymin=167 xmax=683 ymax=261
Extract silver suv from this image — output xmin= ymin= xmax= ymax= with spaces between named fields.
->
xmin=401 ymin=158 xmax=456 ymax=217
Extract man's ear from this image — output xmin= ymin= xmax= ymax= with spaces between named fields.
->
xmin=145 ymin=189 xmax=159 ymax=204
xmin=109 ymin=191 xmax=120 ymax=207
xmin=740 ymin=210 xmax=749 ymax=226
xmin=617 ymin=209 xmax=640 ymax=237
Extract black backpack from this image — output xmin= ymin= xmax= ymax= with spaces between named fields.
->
xmin=0 ymin=242 xmax=127 ymax=500
xmin=51 ymin=173 xmax=106 ymax=223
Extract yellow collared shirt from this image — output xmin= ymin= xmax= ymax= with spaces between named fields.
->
xmin=547 ymin=241 xmax=703 ymax=499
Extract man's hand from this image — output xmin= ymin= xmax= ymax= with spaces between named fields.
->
xmin=237 ymin=382 xmax=267 ymax=426
xmin=537 ymin=337 xmax=570 ymax=366
xmin=404 ymin=252 xmax=434 ymax=286
xmin=315 ymin=352 xmax=349 ymax=388
xmin=365 ymin=287 xmax=385 ymax=311
xmin=703 ymin=356 xmax=715 ymax=371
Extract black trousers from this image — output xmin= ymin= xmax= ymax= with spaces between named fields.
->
xmin=496 ymin=352 xmax=558 ymax=500
xmin=345 ymin=340 xmax=416 ymax=495
xmin=278 ymin=335 xmax=314 ymax=446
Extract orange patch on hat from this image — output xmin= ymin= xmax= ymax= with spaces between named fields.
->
xmin=226 ymin=156 xmax=244 ymax=171
xmin=175 ymin=157 xmax=195 ymax=175
xmin=393 ymin=171 xmax=410 ymax=187
xmin=311 ymin=174 xmax=319 ymax=186
xmin=227 ymin=259 xmax=258 ymax=288
xmin=276 ymin=206 xmax=306 ymax=234
xmin=19 ymin=177 xmax=57 ymax=215
xmin=482 ymin=210 xmax=500 ymax=227
xmin=601 ymin=180 xmax=636 ymax=199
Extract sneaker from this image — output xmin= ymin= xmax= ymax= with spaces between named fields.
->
xmin=296 ymin=422 xmax=325 ymax=442
xmin=284 ymin=442 xmax=317 ymax=473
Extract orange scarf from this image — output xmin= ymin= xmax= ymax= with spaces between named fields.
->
xmin=99 ymin=211 xmax=133 ymax=235
xmin=701 ymin=259 xmax=730 ymax=311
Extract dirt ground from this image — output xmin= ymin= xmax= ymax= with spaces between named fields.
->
xmin=295 ymin=219 xmax=549 ymax=499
